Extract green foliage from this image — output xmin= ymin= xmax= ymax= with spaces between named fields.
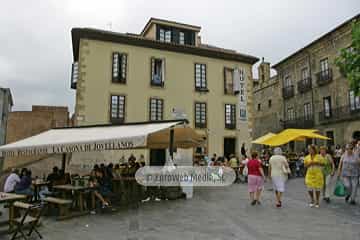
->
xmin=335 ymin=20 xmax=360 ymax=96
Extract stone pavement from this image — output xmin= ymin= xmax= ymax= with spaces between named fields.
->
xmin=1 ymin=178 xmax=360 ymax=240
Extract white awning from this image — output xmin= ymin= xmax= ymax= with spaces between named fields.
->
xmin=0 ymin=121 xmax=192 ymax=157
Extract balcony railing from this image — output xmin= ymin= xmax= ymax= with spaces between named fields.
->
xmin=316 ymin=68 xmax=333 ymax=86
xmin=284 ymin=115 xmax=315 ymax=129
xmin=297 ymin=78 xmax=312 ymax=93
xmin=282 ymin=85 xmax=295 ymax=99
xmin=318 ymin=104 xmax=360 ymax=124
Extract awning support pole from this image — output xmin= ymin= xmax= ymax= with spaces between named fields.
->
xmin=169 ymin=128 xmax=174 ymax=159
xmin=61 ymin=153 xmax=66 ymax=171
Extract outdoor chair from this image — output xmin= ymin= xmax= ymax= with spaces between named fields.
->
xmin=11 ymin=201 xmax=46 ymax=240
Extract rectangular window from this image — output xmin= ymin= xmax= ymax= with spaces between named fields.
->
xmin=111 ymin=95 xmax=125 ymax=124
xmin=287 ymin=107 xmax=295 ymax=121
xmin=165 ymin=30 xmax=171 ymax=42
xmin=349 ymin=90 xmax=360 ymax=111
xmin=149 ymin=98 xmax=163 ymax=121
xmin=257 ymin=103 xmax=261 ymax=111
xmin=159 ymin=28 xmax=165 ymax=41
xmin=323 ymin=96 xmax=332 ymax=118
xmin=151 ymin=58 xmax=165 ymax=87
xmin=71 ymin=62 xmax=79 ymax=85
xmin=112 ymin=52 xmax=127 ymax=83
xmin=304 ymin=102 xmax=312 ymax=120
xmin=301 ymin=67 xmax=309 ymax=81
xmin=179 ymin=32 xmax=185 ymax=45
xmin=195 ymin=63 xmax=207 ymax=90
xmin=268 ymin=99 xmax=272 ymax=108
xmin=195 ymin=102 xmax=207 ymax=128
xmin=239 ymin=108 xmax=247 ymax=119
xmin=320 ymin=58 xmax=329 ymax=72
xmin=225 ymin=104 xmax=236 ymax=129
xmin=224 ymin=68 xmax=234 ymax=94
xmin=326 ymin=131 xmax=335 ymax=146
xmin=284 ymin=75 xmax=292 ymax=87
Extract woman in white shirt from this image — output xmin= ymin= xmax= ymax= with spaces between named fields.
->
xmin=269 ymin=147 xmax=290 ymax=208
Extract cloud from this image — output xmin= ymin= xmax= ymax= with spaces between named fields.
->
xmin=0 ymin=0 xmax=359 ymax=112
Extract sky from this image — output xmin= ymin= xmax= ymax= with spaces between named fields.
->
xmin=0 ymin=0 xmax=359 ymax=113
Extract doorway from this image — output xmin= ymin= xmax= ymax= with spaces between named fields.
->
xmin=353 ymin=131 xmax=360 ymax=141
xmin=224 ymin=138 xmax=236 ymax=159
xmin=150 ymin=149 xmax=166 ymax=166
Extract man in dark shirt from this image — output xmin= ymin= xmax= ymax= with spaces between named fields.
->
xmin=47 ymin=166 xmax=61 ymax=191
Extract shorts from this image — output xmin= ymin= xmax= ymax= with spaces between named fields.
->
xmin=271 ymin=176 xmax=286 ymax=192
xmin=248 ymin=175 xmax=264 ymax=193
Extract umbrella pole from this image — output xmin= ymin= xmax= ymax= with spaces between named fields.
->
xmin=61 ymin=153 xmax=66 ymax=171
xmin=169 ymin=128 xmax=174 ymax=160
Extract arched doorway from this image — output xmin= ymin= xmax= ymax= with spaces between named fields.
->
xmin=353 ymin=131 xmax=360 ymax=141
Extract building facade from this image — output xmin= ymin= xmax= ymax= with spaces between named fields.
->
xmin=3 ymin=105 xmax=70 ymax=171
xmin=272 ymin=14 xmax=360 ymax=151
xmin=70 ymin=18 xmax=258 ymax=163
xmin=0 ymin=88 xmax=13 ymax=170
xmin=252 ymin=59 xmax=282 ymax=147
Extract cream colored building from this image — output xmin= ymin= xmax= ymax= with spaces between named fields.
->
xmin=70 ymin=18 xmax=258 ymax=164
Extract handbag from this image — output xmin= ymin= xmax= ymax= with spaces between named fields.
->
xmin=282 ymin=164 xmax=291 ymax=175
xmin=334 ymin=179 xmax=348 ymax=197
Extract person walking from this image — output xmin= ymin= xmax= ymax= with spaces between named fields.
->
xmin=319 ymin=146 xmax=335 ymax=203
xmin=269 ymin=147 xmax=290 ymax=208
xmin=337 ymin=143 xmax=360 ymax=205
xmin=334 ymin=145 xmax=343 ymax=168
xmin=241 ymin=143 xmax=247 ymax=158
xmin=246 ymin=151 xmax=266 ymax=205
xmin=304 ymin=145 xmax=326 ymax=208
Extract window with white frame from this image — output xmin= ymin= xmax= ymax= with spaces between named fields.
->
xmin=195 ymin=63 xmax=207 ymax=90
xmin=304 ymin=102 xmax=312 ymax=120
xmin=225 ymin=104 xmax=236 ymax=129
xmin=149 ymin=98 xmax=163 ymax=121
xmin=179 ymin=32 xmax=185 ymax=45
xmin=195 ymin=102 xmax=207 ymax=128
xmin=301 ymin=67 xmax=309 ymax=82
xmin=224 ymin=68 xmax=234 ymax=94
xmin=151 ymin=58 xmax=165 ymax=87
xmin=349 ymin=90 xmax=360 ymax=111
xmin=323 ymin=96 xmax=332 ymax=118
xmin=287 ymin=107 xmax=295 ymax=121
xmin=284 ymin=75 xmax=292 ymax=88
xmin=111 ymin=95 xmax=125 ymax=123
xmin=112 ymin=52 xmax=127 ymax=83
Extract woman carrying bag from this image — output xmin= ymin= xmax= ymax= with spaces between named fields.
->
xmin=337 ymin=143 xmax=360 ymax=205
xmin=269 ymin=147 xmax=290 ymax=208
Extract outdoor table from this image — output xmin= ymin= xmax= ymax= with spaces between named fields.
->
xmin=53 ymin=185 xmax=95 ymax=213
xmin=0 ymin=192 xmax=27 ymax=232
xmin=32 ymin=179 xmax=50 ymax=202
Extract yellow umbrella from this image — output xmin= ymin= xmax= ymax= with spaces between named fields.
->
xmin=252 ymin=133 xmax=276 ymax=144
xmin=260 ymin=129 xmax=330 ymax=147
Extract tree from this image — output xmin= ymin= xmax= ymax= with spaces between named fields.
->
xmin=335 ymin=20 xmax=360 ymax=96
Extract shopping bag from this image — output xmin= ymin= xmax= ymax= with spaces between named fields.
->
xmin=334 ymin=179 xmax=347 ymax=197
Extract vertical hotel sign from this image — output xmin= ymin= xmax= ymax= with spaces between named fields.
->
xmin=236 ymin=68 xmax=247 ymax=121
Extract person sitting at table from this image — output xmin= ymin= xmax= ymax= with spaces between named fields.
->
xmin=39 ymin=166 xmax=62 ymax=199
xmin=4 ymin=168 xmax=21 ymax=193
xmin=15 ymin=169 xmax=34 ymax=197
xmin=89 ymin=169 xmax=111 ymax=208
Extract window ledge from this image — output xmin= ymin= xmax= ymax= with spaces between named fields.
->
xmin=150 ymin=82 xmax=165 ymax=88
xmin=195 ymin=88 xmax=209 ymax=93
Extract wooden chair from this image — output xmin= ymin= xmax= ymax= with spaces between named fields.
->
xmin=11 ymin=201 xmax=46 ymax=240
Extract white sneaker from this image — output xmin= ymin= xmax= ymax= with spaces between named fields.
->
xmin=142 ymin=197 xmax=151 ymax=203
xmin=309 ymin=203 xmax=314 ymax=208
xmin=90 ymin=210 xmax=96 ymax=215
xmin=155 ymin=197 xmax=161 ymax=201
xmin=315 ymin=204 xmax=320 ymax=208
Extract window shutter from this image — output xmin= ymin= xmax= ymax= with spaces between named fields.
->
xmin=172 ymin=28 xmax=179 ymax=44
xmin=112 ymin=52 xmax=119 ymax=82
xmin=151 ymin=58 xmax=155 ymax=82
xmin=156 ymin=25 xmax=160 ymax=40
xmin=120 ymin=54 xmax=127 ymax=83
xmin=161 ymin=59 xmax=165 ymax=85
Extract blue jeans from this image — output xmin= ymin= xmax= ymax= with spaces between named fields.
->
xmin=15 ymin=188 xmax=34 ymax=196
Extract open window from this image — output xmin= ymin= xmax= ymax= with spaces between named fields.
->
xmin=151 ymin=58 xmax=165 ymax=87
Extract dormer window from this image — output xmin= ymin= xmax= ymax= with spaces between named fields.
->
xmin=156 ymin=25 xmax=195 ymax=46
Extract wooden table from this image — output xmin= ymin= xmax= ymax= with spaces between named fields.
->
xmin=32 ymin=180 xmax=50 ymax=202
xmin=0 ymin=192 xmax=27 ymax=232
xmin=53 ymin=185 xmax=95 ymax=213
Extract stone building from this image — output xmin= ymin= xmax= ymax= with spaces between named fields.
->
xmin=272 ymin=14 xmax=360 ymax=151
xmin=0 ymin=87 xmax=13 ymax=170
xmin=252 ymin=59 xmax=282 ymax=146
xmin=3 ymin=105 xmax=70 ymax=175
xmin=70 ymin=17 xmax=258 ymax=165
